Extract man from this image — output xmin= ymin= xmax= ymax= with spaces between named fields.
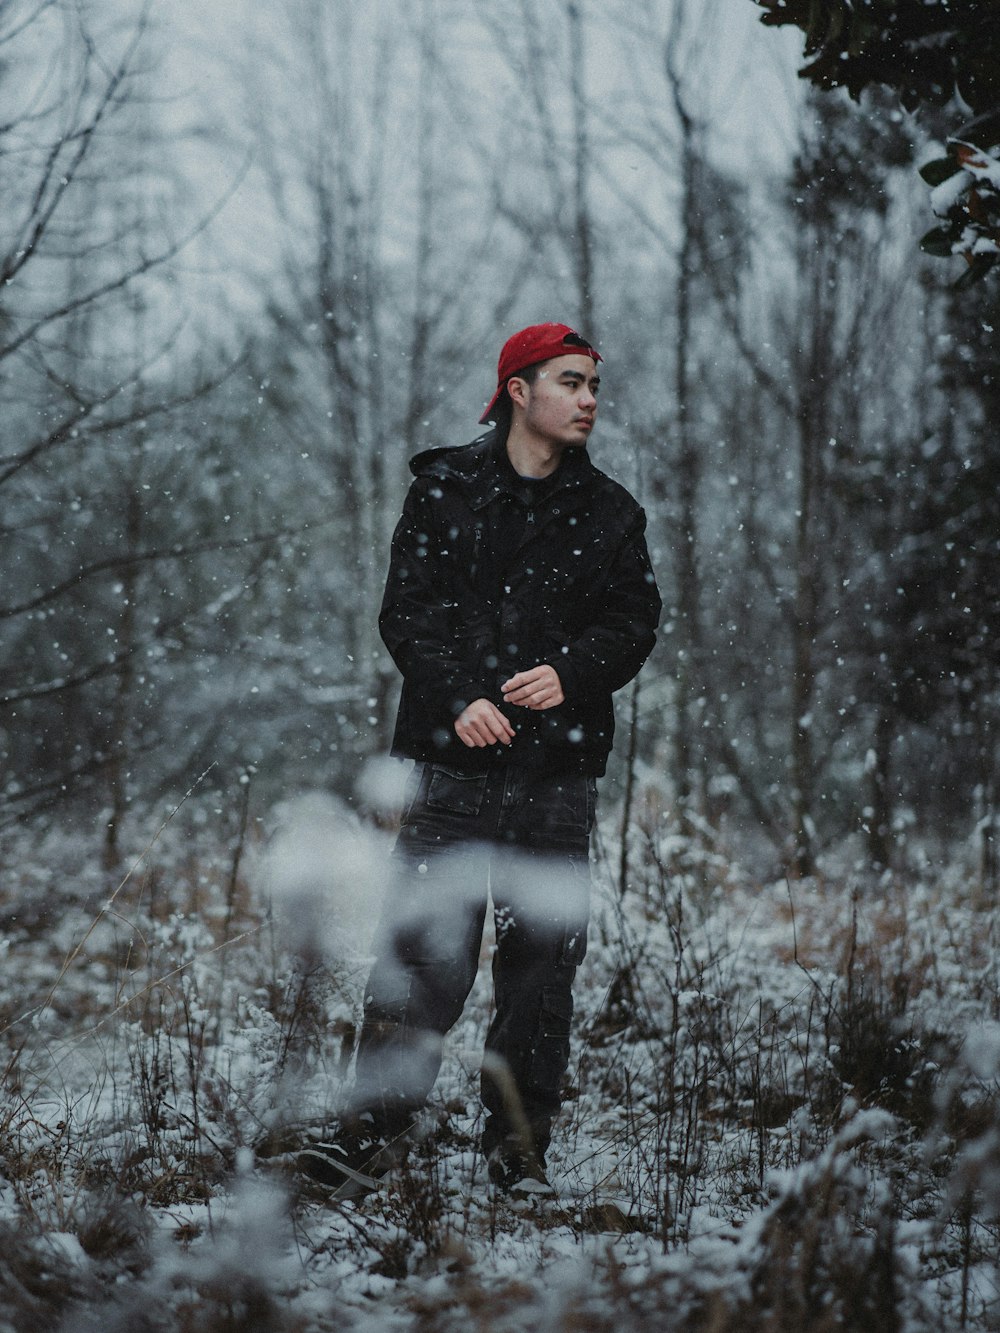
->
xmin=298 ymin=322 xmax=661 ymax=1199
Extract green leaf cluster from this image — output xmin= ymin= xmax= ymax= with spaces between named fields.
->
xmin=918 ymin=110 xmax=1000 ymax=287
xmin=755 ymin=0 xmax=1000 ymax=112
xmin=754 ymin=0 xmax=1000 ymax=283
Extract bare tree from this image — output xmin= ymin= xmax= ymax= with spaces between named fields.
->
xmin=480 ymin=0 xmax=601 ymax=335
xmin=231 ymin=0 xmax=532 ymax=775
xmin=702 ymin=91 xmax=926 ymax=874
xmin=0 ymin=4 xmax=275 ymax=827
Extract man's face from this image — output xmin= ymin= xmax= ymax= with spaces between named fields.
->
xmin=511 ymin=354 xmax=599 ymax=449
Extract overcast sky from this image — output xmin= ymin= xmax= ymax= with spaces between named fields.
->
xmin=147 ymin=1 xmax=808 ymax=338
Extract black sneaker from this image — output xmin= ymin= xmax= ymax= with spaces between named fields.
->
xmin=297 ymin=1115 xmax=406 ymax=1200
xmin=486 ymin=1141 xmax=555 ymax=1197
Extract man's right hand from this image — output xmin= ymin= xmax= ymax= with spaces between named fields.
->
xmin=454 ymin=699 xmax=515 ymax=748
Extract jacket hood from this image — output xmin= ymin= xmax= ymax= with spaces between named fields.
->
xmin=409 ymin=429 xmax=597 ymax=511
xmin=409 ymin=430 xmax=498 ymax=480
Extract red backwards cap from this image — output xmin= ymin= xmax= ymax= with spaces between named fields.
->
xmin=479 ymin=322 xmax=602 ymax=424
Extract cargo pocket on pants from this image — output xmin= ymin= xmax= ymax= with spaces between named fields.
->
xmin=529 ymin=987 xmax=574 ymax=1102
xmin=560 ymin=917 xmax=589 ymax=966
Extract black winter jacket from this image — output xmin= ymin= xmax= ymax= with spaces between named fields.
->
xmin=379 ymin=430 xmax=661 ymax=776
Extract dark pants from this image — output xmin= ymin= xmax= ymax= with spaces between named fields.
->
xmin=349 ymin=763 xmax=595 ymax=1158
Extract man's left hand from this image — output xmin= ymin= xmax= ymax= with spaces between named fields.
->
xmin=501 ymin=665 xmax=564 ymax=710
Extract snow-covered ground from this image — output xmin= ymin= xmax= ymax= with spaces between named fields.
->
xmin=1 ymin=790 xmax=998 ymax=1330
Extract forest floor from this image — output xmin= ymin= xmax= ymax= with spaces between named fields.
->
xmin=1 ymin=784 xmax=998 ymax=1331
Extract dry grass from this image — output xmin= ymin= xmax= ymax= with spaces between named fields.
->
xmin=0 ymin=796 xmax=998 ymax=1329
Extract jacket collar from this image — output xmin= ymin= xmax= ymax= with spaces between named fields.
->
xmin=410 ymin=429 xmax=597 ymax=512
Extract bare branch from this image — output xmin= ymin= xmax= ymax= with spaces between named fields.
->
xmin=0 ymin=517 xmax=319 ymax=623
xmin=0 ymin=151 xmax=252 ymax=363
xmin=0 ymin=16 xmax=144 ymax=289
xmin=2 ymin=637 xmax=141 ymax=707
xmin=0 ymin=728 xmax=165 ymax=822
xmin=0 ymin=0 xmax=55 ymax=47
xmin=0 ymin=347 xmax=242 ymax=488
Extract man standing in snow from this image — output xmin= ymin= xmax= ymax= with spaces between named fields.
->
xmin=299 ymin=323 xmax=661 ymax=1197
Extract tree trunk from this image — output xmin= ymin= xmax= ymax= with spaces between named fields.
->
xmin=567 ymin=0 xmax=595 ymax=335
xmin=667 ymin=60 xmax=703 ymax=815
xmin=104 ymin=476 xmax=141 ymax=872
xmin=790 ymin=388 xmax=819 ymax=877
xmin=866 ymin=705 xmax=894 ymax=871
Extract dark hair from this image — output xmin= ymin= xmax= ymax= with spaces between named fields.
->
xmin=491 ymin=362 xmax=542 ymax=434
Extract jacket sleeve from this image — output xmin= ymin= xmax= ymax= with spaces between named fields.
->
xmin=378 ymin=478 xmax=492 ymax=720
xmin=546 ymin=507 xmax=661 ymax=700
